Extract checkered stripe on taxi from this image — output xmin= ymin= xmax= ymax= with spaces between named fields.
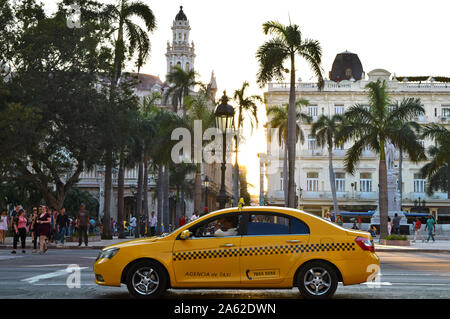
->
xmin=172 ymin=242 xmax=355 ymax=261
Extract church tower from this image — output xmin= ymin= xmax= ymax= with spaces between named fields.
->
xmin=166 ymin=6 xmax=196 ymax=75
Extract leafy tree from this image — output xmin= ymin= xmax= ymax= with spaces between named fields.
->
xmin=336 ymin=81 xmax=426 ymax=238
xmin=257 ymin=20 xmax=323 ymax=208
xmin=420 ymin=124 xmax=450 ymax=198
xmin=267 ymin=99 xmax=311 ymax=206
xmin=165 ymin=66 xmax=201 ymax=115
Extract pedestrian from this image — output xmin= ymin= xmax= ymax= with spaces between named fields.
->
xmin=336 ymin=215 xmax=343 ymax=227
xmin=351 ymin=220 xmax=358 ymax=230
xmin=190 ymin=211 xmax=199 ymax=222
xmin=68 ymin=216 xmax=73 ymax=237
xmin=11 ymin=209 xmax=28 ymax=254
xmin=77 ymin=203 xmax=89 ymax=247
xmin=387 ymin=217 xmax=392 ymax=235
xmin=357 ymin=215 xmax=362 ymax=230
xmin=331 ymin=211 xmax=336 ymax=223
xmin=0 ymin=210 xmax=8 ymax=244
xmin=29 ymin=207 xmax=38 ymax=253
xmin=324 ymin=212 xmax=331 ymax=222
xmin=129 ymin=215 xmax=136 ymax=237
xmin=56 ymin=208 xmax=69 ymax=246
xmin=89 ymin=217 xmax=96 ymax=234
xmin=368 ymin=225 xmax=377 ymax=237
xmin=425 ymin=215 xmax=436 ymax=243
xmin=393 ymin=213 xmax=401 ymax=235
xmin=149 ymin=211 xmax=157 ymax=236
xmin=413 ymin=217 xmax=424 ymax=243
xmin=35 ymin=204 xmax=51 ymax=254
xmin=9 ymin=204 xmax=21 ymax=232
xmin=178 ymin=214 xmax=186 ymax=228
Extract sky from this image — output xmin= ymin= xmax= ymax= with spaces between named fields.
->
xmin=42 ymin=0 xmax=450 ymax=196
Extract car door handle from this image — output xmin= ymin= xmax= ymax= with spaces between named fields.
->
xmin=220 ymin=243 xmax=235 ymax=247
xmin=286 ymin=240 xmax=302 ymax=244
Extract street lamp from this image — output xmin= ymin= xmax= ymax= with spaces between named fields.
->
xmin=214 ymin=91 xmax=235 ymax=209
xmin=204 ymin=176 xmax=210 ymax=210
xmin=413 ymin=197 xmax=426 ymax=214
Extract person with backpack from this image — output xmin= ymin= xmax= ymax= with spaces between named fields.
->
xmin=425 ymin=215 xmax=436 ymax=243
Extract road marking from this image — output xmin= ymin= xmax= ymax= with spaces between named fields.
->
xmin=32 ymin=283 xmax=97 ymax=286
xmin=23 ymin=264 xmax=74 ymax=268
xmin=0 ymin=256 xmax=24 ymax=260
xmin=21 ymin=267 xmax=88 ymax=284
xmin=362 ymin=282 xmax=392 ymax=286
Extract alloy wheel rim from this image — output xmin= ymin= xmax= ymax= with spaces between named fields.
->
xmin=303 ymin=267 xmax=332 ymax=296
xmin=132 ymin=267 xmax=160 ymax=295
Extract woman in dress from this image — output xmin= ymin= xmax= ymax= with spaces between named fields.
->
xmin=387 ymin=217 xmax=392 ymax=236
xmin=0 ymin=210 xmax=8 ymax=244
xmin=35 ymin=205 xmax=51 ymax=254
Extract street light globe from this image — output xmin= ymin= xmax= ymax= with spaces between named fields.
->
xmin=214 ymin=91 xmax=235 ymax=131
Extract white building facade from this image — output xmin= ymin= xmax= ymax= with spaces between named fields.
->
xmin=262 ymin=52 xmax=450 ymax=223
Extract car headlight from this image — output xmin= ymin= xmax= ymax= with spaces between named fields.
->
xmin=96 ymin=248 xmax=120 ymax=261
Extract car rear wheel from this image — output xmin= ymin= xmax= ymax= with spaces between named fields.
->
xmin=126 ymin=260 xmax=167 ymax=298
xmin=297 ymin=261 xmax=338 ymax=299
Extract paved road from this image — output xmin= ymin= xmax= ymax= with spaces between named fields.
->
xmin=0 ymin=250 xmax=449 ymax=299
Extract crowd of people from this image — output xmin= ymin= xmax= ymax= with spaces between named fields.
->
xmin=1 ymin=202 xmax=95 ymax=254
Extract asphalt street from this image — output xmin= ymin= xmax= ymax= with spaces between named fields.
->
xmin=0 ymin=249 xmax=449 ymax=299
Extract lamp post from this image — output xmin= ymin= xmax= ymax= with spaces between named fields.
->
xmin=413 ymin=197 xmax=426 ymax=214
xmin=214 ymin=91 xmax=235 ymax=209
xmin=130 ymin=185 xmax=140 ymax=238
xmin=204 ymin=176 xmax=210 ymax=210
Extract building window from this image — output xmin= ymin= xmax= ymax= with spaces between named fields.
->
xmin=335 ymin=105 xmax=344 ymax=115
xmin=307 ymin=172 xmax=319 ymax=192
xmin=185 ymin=62 xmax=190 ymax=71
xmin=414 ymin=173 xmax=425 ymax=193
xmin=345 ymin=68 xmax=352 ymax=78
xmin=280 ymin=172 xmax=284 ymax=191
xmin=360 ymin=173 xmax=372 ymax=192
xmin=308 ymin=105 xmax=318 ymax=118
xmin=335 ymin=173 xmax=345 ymax=192
xmin=442 ymin=105 xmax=450 ymax=118
xmin=308 ymin=135 xmax=316 ymax=151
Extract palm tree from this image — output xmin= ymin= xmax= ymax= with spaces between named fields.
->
xmin=100 ymin=0 xmax=156 ymax=239
xmin=311 ymin=114 xmax=344 ymax=214
xmin=165 ymin=66 xmax=201 ymax=116
xmin=232 ymin=81 xmax=262 ymax=206
xmin=169 ymin=161 xmax=196 ymax=227
xmin=184 ymin=90 xmax=216 ymax=214
xmin=267 ymin=99 xmax=311 ymax=206
xmin=336 ymin=80 xmax=426 ymax=238
xmin=256 ymin=20 xmax=323 ymax=208
xmin=420 ymin=124 xmax=450 ymax=199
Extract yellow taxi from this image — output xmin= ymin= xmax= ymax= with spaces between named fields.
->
xmin=94 ymin=206 xmax=379 ymax=299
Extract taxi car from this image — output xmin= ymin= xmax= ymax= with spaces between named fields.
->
xmin=94 ymin=206 xmax=379 ymax=299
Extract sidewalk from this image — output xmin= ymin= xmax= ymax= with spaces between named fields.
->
xmin=1 ymin=236 xmax=449 ymax=252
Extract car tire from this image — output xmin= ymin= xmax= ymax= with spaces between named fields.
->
xmin=297 ymin=261 xmax=338 ymax=299
xmin=126 ymin=260 xmax=167 ymax=298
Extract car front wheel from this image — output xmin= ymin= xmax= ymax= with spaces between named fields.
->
xmin=297 ymin=261 xmax=338 ymax=299
xmin=126 ymin=260 xmax=167 ymax=298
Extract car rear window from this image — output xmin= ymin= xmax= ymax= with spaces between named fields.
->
xmin=290 ymin=217 xmax=310 ymax=235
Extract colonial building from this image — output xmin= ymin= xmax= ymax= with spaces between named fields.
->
xmin=262 ymin=51 xmax=450 ymax=223
xmin=76 ymin=6 xmax=233 ymax=224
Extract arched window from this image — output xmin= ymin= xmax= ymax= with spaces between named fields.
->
xmin=345 ymin=68 xmax=352 ymax=78
xmin=185 ymin=62 xmax=190 ymax=71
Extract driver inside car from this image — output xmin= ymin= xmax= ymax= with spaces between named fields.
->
xmin=214 ymin=216 xmax=238 ymax=237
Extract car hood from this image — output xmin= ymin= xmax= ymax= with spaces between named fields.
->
xmin=101 ymin=236 xmax=162 ymax=251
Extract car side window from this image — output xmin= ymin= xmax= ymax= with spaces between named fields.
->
xmin=190 ymin=214 xmax=241 ymax=238
xmin=290 ymin=217 xmax=310 ymax=235
xmin=247 ymin=213 xmax=290 ymax=235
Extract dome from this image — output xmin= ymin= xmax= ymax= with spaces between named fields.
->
xmin=175 ymin=6 xmax=187 ymax=21
xmin=329 ymin=51 xmax=364 ymax=82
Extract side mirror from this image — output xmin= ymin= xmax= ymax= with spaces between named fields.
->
xmin=180 ymin=229 xmax=191 ymax=240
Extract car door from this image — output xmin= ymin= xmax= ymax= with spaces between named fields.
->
xmin=239 ymin=212 xmax=310 ymax=285
xmin=172 ymin=212 xmax=242 ymax=286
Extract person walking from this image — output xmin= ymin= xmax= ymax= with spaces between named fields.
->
xmin=357 ymin=215 xmax=362 ymax=230
xmin=77 ymin=204 xmax=89 ymax=247
xmin=35 ymin=205 xmax=51 ymax=254
xmin=129 ymin=215 xmax=136 ymax=237
xmin=392 ymin=214 xmax=401 ymax=235
xmin=387 ymin=217 xmax=392 ymax=236
xmin=178 ymin=214 xmax=186 ymax=228
xmin=413 ymin=217 xmax=424 ymax=243
xmin=29 ymin=208 xmax=38 ymax=253
xmin=11 ymin=209 xmax=28 ymax=254
xmin=0 ymin=210 xmax=8 ymax=244
xmin=336 ymin=215 xmax=343 ymax=227
xmin=149 ymin=211 xmax=157 ymax=236
xmin=425 ymin=215 xmax=436 ymax=243
xmin=190 ymin=211 xmax=199 ymax=222
xmin=56 ymin=208 xmax=69 ymax=246
xmin=9 ymin=205 xmax=21 ymax=233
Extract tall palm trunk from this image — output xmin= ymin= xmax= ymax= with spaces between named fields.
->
xmin=328 ymin=146 xmax=339 ymax=214
xmin=379 ymin=144 xmax=389 ymax=239
xmin=162 ymin=166 xmax=169 ymax=233
xmin=194 ymin=163 xmax=202 ymax=214
xmin=447 ymin=164 xmax=450 ymax=200
xmin=175 ymin=186 xmax=181 ymax=227
xmin=287 ymin=54 xmax=297 ymax=208
xmin=157 ymin=165 xmax=163 ymax=234
xmin=283 ymin=138 xmax=288 ymax=207
xmin=143 ymin=151 xmax=149 ymax=236
xmin=117 ymin=152 xmax=125 ymax=238
xmin=102 ymin=157 xmax=113 ymax=239
xmin=135 ymin=159 xmax=143 ymax=238
xmin=398 ymin=149 xmax=403 ymax=206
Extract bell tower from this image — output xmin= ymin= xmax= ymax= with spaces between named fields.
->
xmin=166 ymin=6 xmax=196 ymax=75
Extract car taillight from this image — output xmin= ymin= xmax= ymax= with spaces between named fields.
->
xmin=355 ymin=236 xmax=375 ymax=253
